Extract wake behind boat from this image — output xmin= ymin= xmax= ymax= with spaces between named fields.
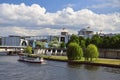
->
xmin=18 ymin=56 xmax=44 ymax=63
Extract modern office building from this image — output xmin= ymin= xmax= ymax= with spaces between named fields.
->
xmin=2 ymin=35 xmax=28 ymax=46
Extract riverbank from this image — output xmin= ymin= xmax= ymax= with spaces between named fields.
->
xmin=42 ymin=55 xmax=120 ymax=68
xmin=18 ymin=53 xmax=120 ymax=68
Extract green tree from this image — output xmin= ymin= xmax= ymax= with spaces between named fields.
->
xmin=25 ymin=46 xmax=32 ymax=54
xmin=48 ymin=37 xmax=60 ymax=48
xmin=35 ymin=41 xmax=41 ymax=48
xmin=115 ymin=35 xmax=120 ymax=49
xmin=79 ymin=36 xmax=86 ymax=48
xmin=35 ymin=41 xmax=46 ymax=48
xmin=79 ymin=36 xmax=85 ymax=41
xmin=67 ymin=34 xmax=79 ymax=47
xmin=67 ymin=42 xmax=83 ymax=60
xmin=91 ymin=35 xmax=102 ymax=48
xmin=102 ymin=36 xmax=110 ymax=49
xmin=100 ymin=35 xmax=120 ymax=49
xmin=80 ymin=40 xmax=86 ymax=49
xmin=60 ymin=42 xmax=66 ymax=48
xmin=84 ymin=44 xmax=99 ymax=61
xmin=85 ymin=38 xmax=91 ymax=47
xmin=110 ymin=36 xmax=119 ymax=49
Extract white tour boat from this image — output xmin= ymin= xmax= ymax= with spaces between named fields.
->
xmin=18 ymin=56 xmax=44 ymax=63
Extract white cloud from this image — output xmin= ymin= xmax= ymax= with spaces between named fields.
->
xmin=87 ymin=0 xmax=120 ymax=9
xmin=0 ymin=3 xmax=120 ymax=36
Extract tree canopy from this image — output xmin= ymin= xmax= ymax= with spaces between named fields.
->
xmin=35 ymin=41 xmax=46 ymax=48
xmin=60 ymin=42 xmax=66 ymax=48
xmin=67 ymin=42 xmax=83 ymax=60
xmin=77 ymin=34 xmax=120 ymax=49
xmin=84 ymin=44 xmax=99 ymax=61
xmin=25 ymin=46 xmax=32 ymax=54
xmin=67 ymin=34 xmax=79 ymax=48
xmin=68 ymin=34 xmax=79 ymax=44
xmin=48 ymin=37 xmax=60 ymax=48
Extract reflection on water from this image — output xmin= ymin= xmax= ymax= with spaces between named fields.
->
xmin=67 ymin=63 xmax=82 ymax=68
xmin=84 ymin=65 xmax=99 ymax=71
xmin=0 ymin=55 xmax=120 ymax=80
xmin=104 ymin=67 xmax=120 ymax=74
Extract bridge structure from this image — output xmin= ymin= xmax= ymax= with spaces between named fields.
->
xmin=0 ymin=46 xmax=26 ymax=55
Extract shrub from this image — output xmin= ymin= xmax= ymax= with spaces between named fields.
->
xmin=24 ymin=46 xmax=32 ymax=54
xmin=84 ymin=44 xmax=99 ymax=61
xmin=67 ymin=42 xmax=83 ymax=60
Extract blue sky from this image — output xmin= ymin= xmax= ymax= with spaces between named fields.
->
xmin=0 ymin=0 xmax=120 ymax=36
xmin=0 ymin=0 xmax=119 ymax=13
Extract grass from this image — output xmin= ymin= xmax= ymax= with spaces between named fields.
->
xmin=94 ymin=58 xmax=120 ymax=65
xmin=42 ymin=55 xmax=68 ymax=60
xmin=42 ymin=55 xmax=120 ymax=65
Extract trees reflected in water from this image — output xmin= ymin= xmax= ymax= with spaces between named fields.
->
xmin=104 ymin=67 xmax=120 ymax=74
xmin=84 ymin=65 xmax=99 ymax=71
xmin=67 ymin=63 xmax=82 ymax=69
xmin=67 ymin=63 xmax=100 ymax=71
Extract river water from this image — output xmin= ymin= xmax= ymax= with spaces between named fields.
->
xmin=0 ymin=55 xmax=120 ymax=80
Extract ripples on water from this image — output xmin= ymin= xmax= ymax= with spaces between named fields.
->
xmin=0 ymin=55 xmax=120 ymax=80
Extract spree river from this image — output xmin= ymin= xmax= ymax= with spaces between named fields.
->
xmin=0 ymin=55 xmax=120 ymax=80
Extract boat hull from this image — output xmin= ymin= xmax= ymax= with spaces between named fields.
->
xmin=18 ymin=59 xmax=43 ymax=63
xmin=18 ymin=56 xmax=44 ymax=63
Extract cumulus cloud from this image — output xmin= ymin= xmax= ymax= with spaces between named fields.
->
xmin=0 ymin=3 xmax=120 ymax=36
